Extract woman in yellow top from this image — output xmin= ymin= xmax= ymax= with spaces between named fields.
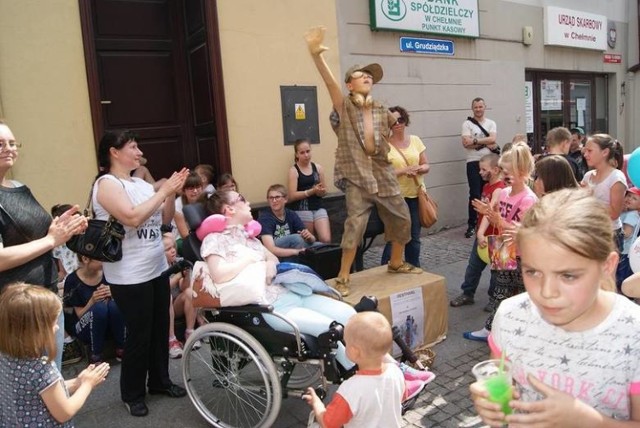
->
xmin=381 ymin=106 xmax=430 ymax=267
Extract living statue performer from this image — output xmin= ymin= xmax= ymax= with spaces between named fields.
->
xmin=304 ymin=26 xmax=422 ymax=297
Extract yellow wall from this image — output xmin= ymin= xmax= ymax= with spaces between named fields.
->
xmin=217 ymin=0 xmax=340 ymax=203
xmin=0 ymin=0 xmax=339 ymax=208
xmin=0 ymin=0 xmax=97 ymax=210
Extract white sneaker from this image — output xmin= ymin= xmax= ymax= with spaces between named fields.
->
xmin=169 ymin=339 xmax=183 ymax=359
xmin=185 ymin=331 xmax=202 ymax=350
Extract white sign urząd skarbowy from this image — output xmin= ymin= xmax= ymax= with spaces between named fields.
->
xmin=544 ymin=6 xmax=607 ymax=51
xmin=370 ymin=0 xmax=479 ymax=38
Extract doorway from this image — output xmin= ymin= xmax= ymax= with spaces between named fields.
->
xmin=79 ymin=0 xmax=230 ymax=180
xmin=525 ymin=70 xmax=608 ymax=153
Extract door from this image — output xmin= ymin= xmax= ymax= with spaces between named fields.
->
xmin=525 ymin=71 xmax=604 ymax=153
xmin=79 ymin=0 xmax=230 ymax=179
xmin=182 ymin=0 xmax=230 ymax=171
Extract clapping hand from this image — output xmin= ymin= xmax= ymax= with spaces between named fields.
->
xmin=473 ymin=198 xmax=505 ymax=229
xmin=471 ymin=198 xmax=488 ymax=215
xmin=160 ymin=168 xmax=189 ymax=198
xmin=305 ymin=26 xmax=328 ymax=55
xmin=78 ymin=362 xmax=110 ymax=387
xmin=49 ymin=205 xmax=89 ymax=247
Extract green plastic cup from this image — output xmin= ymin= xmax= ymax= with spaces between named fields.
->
xmin=472 ymin=359 xmax=513 ymax=415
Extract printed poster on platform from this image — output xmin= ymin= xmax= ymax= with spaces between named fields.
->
xmin=390 ymin=287 xmax=425 ymax=356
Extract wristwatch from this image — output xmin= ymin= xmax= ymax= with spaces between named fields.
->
xmin=473 ymin=138 xmax=478 ymax=144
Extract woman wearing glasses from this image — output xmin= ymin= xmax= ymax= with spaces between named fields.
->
xmin=380 ymin=106 xmax=430 ymax=268
xmin=287 ymin=139 xmax=331 ymax=243
xmin=0 ymin=120 xmax=88 ymax=370
xmin=93 ymin=130 xmax=189 ymax=417
xmin=202 ymin=190 xmax=356 ymax=369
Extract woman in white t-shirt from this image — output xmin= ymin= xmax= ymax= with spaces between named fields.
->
xmin=93 ymin=130 xmax=188 ymax=417
xmin=581 ymin=133 xmax=626 ymax=252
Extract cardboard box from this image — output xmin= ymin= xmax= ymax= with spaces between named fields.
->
xmin=341 ymin=266 xmax=448 ymax=353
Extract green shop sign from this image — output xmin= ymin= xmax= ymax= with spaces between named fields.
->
xmin=370 ymin=0 xmax=479 ymax=38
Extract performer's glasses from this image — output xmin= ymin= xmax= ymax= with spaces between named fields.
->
xmin=350 ymin=71 xmax=373 ymax=81
xmin=394 ymin=117 xmax=406 ymax=126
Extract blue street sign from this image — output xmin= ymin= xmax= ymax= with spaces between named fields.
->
xmin=399 ymin=37 xmax=455 ymax=56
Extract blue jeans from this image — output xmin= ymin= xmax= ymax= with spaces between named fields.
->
xmin=466 ymin=161 xmax=483 ymax=229
xmin=75 ymin=300 xmax=126 ymax=357
xmin=616 ymin=254 xmax=633 ymax=293
xmin=381 ymin=197 xmax=421 ymax=267
xmin=459 ymin=239 xmax=495 ymax=298
xmin=275 ymin=234 xmax=322 ymax=262
xmin=265 ymin=291 xmax=356 ymax=369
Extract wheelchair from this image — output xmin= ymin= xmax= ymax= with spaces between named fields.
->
xmin=180 ymin=204 xmax=355 ymax=427
xmin=180 ymin=203 xmax=425 ymax=427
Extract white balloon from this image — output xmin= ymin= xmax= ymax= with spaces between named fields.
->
xmin=629 ymin=237 xmax=640 ymax=273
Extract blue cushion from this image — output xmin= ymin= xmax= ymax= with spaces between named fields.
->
xmin=274 ymin=263 xmax=334 ymax=295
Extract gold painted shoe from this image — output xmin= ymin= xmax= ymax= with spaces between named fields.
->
xmin=333 ymin=277 xmax=351 ymax=297
xmin=388 ymin=262 xmax=423 ymax=274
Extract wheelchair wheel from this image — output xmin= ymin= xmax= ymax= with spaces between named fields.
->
xmin=182 ymin=323 xmax=282 ymax=428
xmin=285 ymin=362 xmax=322 ymax=390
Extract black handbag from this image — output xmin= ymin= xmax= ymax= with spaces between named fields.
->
xmin=66 ymin=181 xmax=125 ymax=262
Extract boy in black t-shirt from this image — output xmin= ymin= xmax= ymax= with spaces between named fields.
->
xmin=258 ymin=184 xmax=320 ymax=261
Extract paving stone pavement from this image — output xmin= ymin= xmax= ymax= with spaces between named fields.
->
xmin=65 ymin=225 xmax=493 ymax=427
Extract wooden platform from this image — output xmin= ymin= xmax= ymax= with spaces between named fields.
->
xmin=340 ymin=265 xmax=448 ymax=351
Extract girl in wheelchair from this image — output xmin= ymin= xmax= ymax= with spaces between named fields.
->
xmin=200 ymin=190 xmax=356 ymax=371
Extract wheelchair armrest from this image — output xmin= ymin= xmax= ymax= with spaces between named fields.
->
xmin=218 ymin=304 xmax=274 ymax=314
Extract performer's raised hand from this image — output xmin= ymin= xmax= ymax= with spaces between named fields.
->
xmin=305 ymin=26 xmax=329 ymax=55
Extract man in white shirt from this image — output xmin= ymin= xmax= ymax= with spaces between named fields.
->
xmin=461 ymin=97 xmax=497 ymax=238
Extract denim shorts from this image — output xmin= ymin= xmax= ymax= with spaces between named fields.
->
xmin=295 ymin=208 xmax=328 ymax=224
